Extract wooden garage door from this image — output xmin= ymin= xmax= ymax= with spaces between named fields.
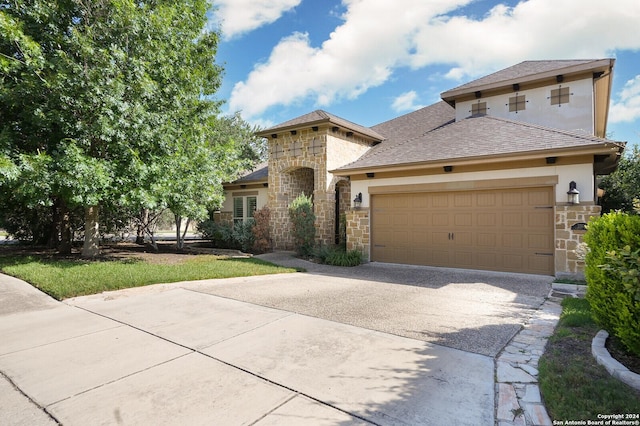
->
xmin=371 ymin=187 xmax=554 ymax=275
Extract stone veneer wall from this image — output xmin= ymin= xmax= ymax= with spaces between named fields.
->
xmin=268 ymin=127 xmax=372 ymax=250
xmin=555 ymin=204 xmax=601 ymax=279
xmin=346 ymin=208 xmax=370 ymax=261
xmin=213 ymin=211 xmax=233 ymax=226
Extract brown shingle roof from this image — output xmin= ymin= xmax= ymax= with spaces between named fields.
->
xmin=371 ymin=101 xmax=455 ymax=144
xmin=441 ymin=59 xmax=614 ymax=100
xmin=233 ymin=161 xmax=268 ymax=183
xmin=256 ymin=110 xmax=385 ymax=141
xmin=336 ymin=114 xmax=623 ymax=172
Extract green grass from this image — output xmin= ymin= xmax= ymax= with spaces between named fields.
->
xmin=538 ymin=298 xmax=640 ymax=420
xmin=0 ymin=255 xmax=297 ymax=300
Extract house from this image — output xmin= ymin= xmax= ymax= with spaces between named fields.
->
xmin=220 ymin=59 xmax=625 ymax=278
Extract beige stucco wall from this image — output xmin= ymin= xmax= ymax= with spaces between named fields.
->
xmin=350 ymin=163 xmax=595 ymax=208
xmin=220 ymin=187 xmax=269 ymax=214
xmin=455 ymin=77 xmax=595 ymax=135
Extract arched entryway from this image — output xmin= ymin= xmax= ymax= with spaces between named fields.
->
xmin=271 ymin=166 xmax=315 ymax=249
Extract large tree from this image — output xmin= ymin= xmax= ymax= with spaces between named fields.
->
xmin=1 ymin=0 xmax=254 ymax=256
xmin=599 ymin=145 xmax=640 ymax=214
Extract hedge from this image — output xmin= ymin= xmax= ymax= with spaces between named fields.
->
xmin=584 ymin=212 xmax=640 ymax=356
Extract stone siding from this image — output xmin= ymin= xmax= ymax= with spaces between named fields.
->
xmin=268 ymin=127 xmax=372 ymax=249
xmin=555 ymin=204 xmax=601 ymax=279
xmin=213 ymin=211 xmax=233 ymax=226
xmin=346 ymin=208 xmax=370 ymax=261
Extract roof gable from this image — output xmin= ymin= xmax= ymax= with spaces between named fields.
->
xmin=441 ymin=59 xmax=614 ymax=101
xmin=256 ymin=110 xmax=385 ymax=141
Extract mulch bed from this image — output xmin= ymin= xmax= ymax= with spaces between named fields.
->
xmin=606 ymin=335 xmax=640 ymax=375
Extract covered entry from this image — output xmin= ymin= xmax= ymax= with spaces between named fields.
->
xmin=370 ymin=186 xmax=555 ymax=275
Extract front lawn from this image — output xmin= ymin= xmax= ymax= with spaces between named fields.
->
xmin=538 ymin=298 xmax=640 ymax=420
xmin=0 ymin=253 xmax=297 ymax=300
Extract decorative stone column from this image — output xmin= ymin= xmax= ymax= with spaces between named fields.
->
xmin=346 ymin=208 xmax=370 ymax=261
xmin=555 ymin=204 xmax=601 ymax=279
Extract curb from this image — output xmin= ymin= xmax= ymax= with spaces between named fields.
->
xmin=591 ymin=330 xmax=640 ymax=390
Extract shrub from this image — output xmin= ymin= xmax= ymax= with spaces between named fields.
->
xmin=311 ymin=244 xmax=361 ymax=267
xmin=584 ymin=212 xmax=640 ymax=356
xmin=288 ymin=193 xmax=315 ymax=257
xmin=198 ymin=219 xmax=255 ymax=253
xmin=251 ymin=206 xmax=271 ymax=254
xmin=325 ymin=248 xmax=362 ymax=267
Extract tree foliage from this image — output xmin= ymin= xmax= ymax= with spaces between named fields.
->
xmin=599 ymin=145 xmax=640 ymax=213
xmin=0 ymin=0 xmax=260 ymax=254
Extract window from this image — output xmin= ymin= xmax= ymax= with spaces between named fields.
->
xmin=471 ymin=102 xmax=487 ymax=115
xmin=508 ymin=94 xmax=527 ymax=113
xmin=233 ymin=196 xmax=257 ymax=224
xmin=550 ymin=86 xmax=571 ymax=106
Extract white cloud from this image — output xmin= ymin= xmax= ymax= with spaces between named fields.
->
xmin=610 ymin=75 xmax=640 ymax=124
xmin=392 ymin=91 xmax=425 ymax=113
xmin=229 ymin=0 xmax=640 ymax=119
xmin=214 ymin=0 xmax=301 ymax=39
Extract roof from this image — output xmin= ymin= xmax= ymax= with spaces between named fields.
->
xmin=441 ymin=59 xmax=614 ymax=101
xmin=256 ymin=110 xmax=386 ymax=141
xmin=335 ymin=114 xmax=624 ymax=172
xmin=233 ymin=161 xmax=268 ymax=183
xmin=371 ymin=101 xmax=455 ymax=144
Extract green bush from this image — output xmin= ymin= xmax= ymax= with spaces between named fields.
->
xmin=198 ymin=219 xmax=255 ymax=253
xmin=325 ymin=248 xmax=362 ymax=267
xmin=584 ymin=212 xmax=640 ymax=356
xmin=288 ymin=193 xmax=316 ymax=257
xmin=311 ymin=244 xmax=361 ymax=266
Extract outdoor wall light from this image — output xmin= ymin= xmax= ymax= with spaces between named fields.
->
xmin=366 ymin=172 xmax=375 ymax=178
xmin=353 ymin=192 xmax=362 ymax=209
xmin=567 ymin=181 xmax=580 ymax=204
xmin=443 ymin=165 xmax=453 ymax=173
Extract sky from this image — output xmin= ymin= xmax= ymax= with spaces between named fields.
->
xmin=209 ymin=0 xmax=640 ymax=149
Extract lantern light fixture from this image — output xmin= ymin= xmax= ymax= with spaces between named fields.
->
xmin=353 ymin=192 xmax=362 ymax=209
xmin=567 ymin=181 xmax=580 ymax=204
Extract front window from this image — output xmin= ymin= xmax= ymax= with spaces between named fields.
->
xmin=233 ymin=196 xmax=257 ymax=224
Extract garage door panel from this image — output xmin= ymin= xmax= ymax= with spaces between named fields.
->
xmin=431 ymin=194 xmax=449 ymax=207
xmin=502 ymin=234 xmax=524 ymax=249
xmin=371 ymin=187 xmax=554 ymax=275
xmin=411 ymin=213 xmax=428 ymax=226
xmin=432 ymin=231 xmax=450 ymax=245
xmin=454 ymin=193 xmax=473 ymax=207
xmin=477 ymin=213 xmax=497 ymax=227
xmin=477 ymin=233 xmax=496 ymax=247
xmin=454 ymin=213 xmax=473 ymax=227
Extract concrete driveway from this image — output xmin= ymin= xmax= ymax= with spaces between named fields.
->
xmin=0 ymin=253 xmax=552 ymax=425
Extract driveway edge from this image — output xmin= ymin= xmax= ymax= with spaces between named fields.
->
xmin=495 ymin=296 xmax=561 ymax=426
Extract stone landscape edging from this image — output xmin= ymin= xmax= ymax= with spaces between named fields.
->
xmin=591 ymin=330 xmax=640 ymax=390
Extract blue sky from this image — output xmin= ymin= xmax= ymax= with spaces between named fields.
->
xmin=210 ymin=0 xmax=640 ymax=149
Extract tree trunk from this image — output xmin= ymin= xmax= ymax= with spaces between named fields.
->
xmin=58 ymin=203 xmax=72 ymax=255
xmin=136 ymin=208 xmax=148 ymax=245
xmin=47 ymin=203 xmax=60 ymax=249
xmin=174 ymin=214 xmax=182 ymax=250
xmin=81 ymin=205 xmax=100 ymax=258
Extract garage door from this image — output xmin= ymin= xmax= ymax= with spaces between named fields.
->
xmin=371 ymin=187 xmax=554 ymax=275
